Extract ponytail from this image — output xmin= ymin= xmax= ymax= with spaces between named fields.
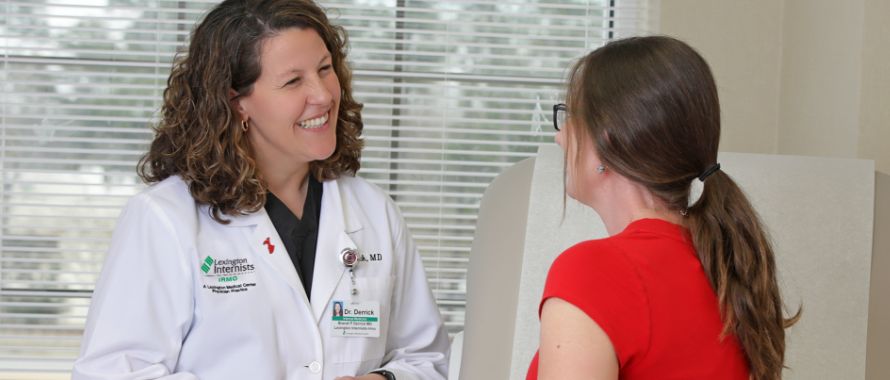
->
xmin=687 ymin=171 xmax=801 ymax=380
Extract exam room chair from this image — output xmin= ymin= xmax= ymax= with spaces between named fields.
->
xmin=448 ymin=144 xmax=889 ymax=380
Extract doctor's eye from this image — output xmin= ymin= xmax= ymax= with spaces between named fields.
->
xmin=283 ymin=77 xmax=302 ymax=87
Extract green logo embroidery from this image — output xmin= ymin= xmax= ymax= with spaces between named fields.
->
xmin=201 ymin=256 xmax=214 ymax=273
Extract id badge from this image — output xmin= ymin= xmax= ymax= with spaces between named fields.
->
xmin=331 ymin=300 xmax=380 ymax=338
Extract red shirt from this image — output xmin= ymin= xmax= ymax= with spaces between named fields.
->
xmin=526 ymin=219 xmax=749 ymax=380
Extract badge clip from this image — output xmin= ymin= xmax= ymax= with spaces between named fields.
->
xmin=340 ymin=248 xmax=359 ymax=296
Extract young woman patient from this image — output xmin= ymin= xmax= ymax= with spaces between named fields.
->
xmin=527 ymin=36 xmax=799 ymax=380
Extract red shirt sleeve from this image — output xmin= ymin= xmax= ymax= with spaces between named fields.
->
xmin=539 ymin=239 xmax=651 ymax=367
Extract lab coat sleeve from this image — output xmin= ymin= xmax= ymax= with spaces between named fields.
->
xmin=375 ymin=201 xmax=450 ymax=380
xmin=72 ymin=193 xmax=199 ymax=380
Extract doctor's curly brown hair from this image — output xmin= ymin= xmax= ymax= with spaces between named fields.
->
xmin=138 ymin=0 xmax=363 ymax=223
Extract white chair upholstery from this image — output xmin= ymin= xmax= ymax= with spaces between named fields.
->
xmin=447 ymin=331 xmax=463 ymax=380
xmin=452 ymin=144 xmax=888 ymax=379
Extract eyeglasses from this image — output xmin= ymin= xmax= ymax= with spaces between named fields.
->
xmin=552 ymin=103 xmax=567 ymax=131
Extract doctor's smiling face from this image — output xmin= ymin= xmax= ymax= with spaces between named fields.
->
xmin=140 ymin=0 xmax=363 ymax=222
xmin=234 ymin=27 xmax=341 ymax=168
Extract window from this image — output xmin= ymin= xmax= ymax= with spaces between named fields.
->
xmin=0 ymin=0 xmax=656 ymax=374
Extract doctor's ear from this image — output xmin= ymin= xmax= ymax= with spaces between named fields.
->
xmin=228 ymin=88 xmax=241 ymax=102
xmin=229 ymin=88 xmax=249 ymax=121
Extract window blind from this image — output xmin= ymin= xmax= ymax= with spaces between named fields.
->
xmin=0 ymin=0 xmax=656 ymax=374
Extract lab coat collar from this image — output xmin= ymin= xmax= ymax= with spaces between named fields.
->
xmin=213 ymin=178 xmax=363 ymax=233
xmin=213 ymin=207 xmax=267 ymax=227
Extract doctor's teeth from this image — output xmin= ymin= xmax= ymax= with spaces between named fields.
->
xmin=298 ymin=114 xmax=328 ymax=129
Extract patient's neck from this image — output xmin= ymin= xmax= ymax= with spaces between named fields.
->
xmin=590 ymin=174 xmax=683 ymax=236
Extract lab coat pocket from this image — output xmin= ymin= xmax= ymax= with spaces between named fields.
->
xmin=330 ymin=275 xmax=394 ymax=368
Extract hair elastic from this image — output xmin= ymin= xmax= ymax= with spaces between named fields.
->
xmin=685 ymin=163 xmax=722 ymax=212
xmin=698 ymin=163 xmax=721 ymax=181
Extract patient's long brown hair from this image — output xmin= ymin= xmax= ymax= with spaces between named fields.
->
xmin=566 ymin=36 xmax=800 ymax=380
xmin=138 ymin=0 xmax=363 ymax=223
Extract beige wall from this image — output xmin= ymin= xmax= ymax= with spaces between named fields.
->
xmin=778 ymin=0 xmax=865 ymax=158
xmin=858 ymin=0 xmax=890 ymax=174
xmin=659 ymin=1 xmax=784 ymax=154
xmin=660 ymin=0 xmax=890 ymax=173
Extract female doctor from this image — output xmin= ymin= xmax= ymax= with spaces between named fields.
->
xmin=72 ymin=1 xmax=449 ymax=379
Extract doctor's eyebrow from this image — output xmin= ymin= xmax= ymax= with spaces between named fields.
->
xmin=276 ymin=54 xmax=332 ymax=80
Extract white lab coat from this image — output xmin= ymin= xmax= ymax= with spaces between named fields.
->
xmin=73 ymin=175 xmax=449 ymax=380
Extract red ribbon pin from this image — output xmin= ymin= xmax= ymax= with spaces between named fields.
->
xmin=263 ymin=237 xmax=275 ymax=254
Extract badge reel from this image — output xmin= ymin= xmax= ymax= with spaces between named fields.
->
xmin=340 ymin=248 xmax=359 ymax=296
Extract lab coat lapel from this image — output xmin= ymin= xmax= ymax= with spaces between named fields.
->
xmin=311 ymin=179 xmax=363 ymax=324
xmin=250 ymin=212 xmax=305 ymax=296
xmin=221 ymin=206 xmax=305 ymax=298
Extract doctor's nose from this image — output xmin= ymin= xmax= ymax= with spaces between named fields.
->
xmin=304 ymin=76 xmax=334 ymax=106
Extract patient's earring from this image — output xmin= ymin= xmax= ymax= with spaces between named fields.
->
xmin=596 ymin=165 xmax=606 ymax=174
xmin=241 ymin=119 xmax=249 ymax=132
